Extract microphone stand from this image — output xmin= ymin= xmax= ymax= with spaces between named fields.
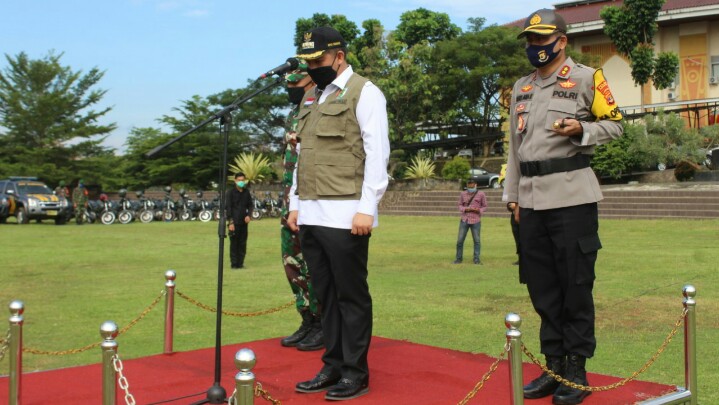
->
xmin=146 ymin=76 xmax=285 ymax=404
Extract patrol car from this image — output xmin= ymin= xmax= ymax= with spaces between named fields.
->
xmin=0 ymin=177 xmax=71 ymax=224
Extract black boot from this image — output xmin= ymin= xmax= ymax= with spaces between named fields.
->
xmin=281 ymin=311 xmax=313 ymax=347
xmin=523 ymin=355 xmax=566 ymax=399
xmin=552 ymin=353 xmax=591 ymax=405
xmin=296 ymin=316 xmax=324 ymax=351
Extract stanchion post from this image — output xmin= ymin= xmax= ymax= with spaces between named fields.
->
xmin=100 ymin=321 xmax=119 ymax=405
xmin=234 ymin=348 xmax=256 ymax=405
xmin=164 ymin=270 xmax=176 ymax=354
xmin=683 ymin=285 xmax=697 ymax=405
xmin=506 ymin=313 xmax=524 ymax=405
xmin=8 ymin=300 xmax=24 ymax=405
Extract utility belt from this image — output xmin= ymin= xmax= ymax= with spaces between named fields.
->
xmin=520 ymin=154 xmax=591 ymax=177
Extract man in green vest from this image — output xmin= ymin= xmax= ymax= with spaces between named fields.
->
xmin=287 ymin=26 xmax=390 ymax=401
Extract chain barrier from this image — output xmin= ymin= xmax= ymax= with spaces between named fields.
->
xmin=523 ymin=307 xmax=688 ymax=392
xmin=456 ymin=343 xmax=509 ymax=405
xmin=0 ymin=328 xmax=10 ymax=362
xmin=176 ymin=289 xmax=294 ymax=317
xmin=21 ymin=291 xmax=165 ymax=356
xmin=113 ymin=353 xmax=137 ymax=405
xmin=255 ymin=382 xmax=282 ymax=405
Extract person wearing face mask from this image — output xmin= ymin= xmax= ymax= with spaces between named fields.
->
xmin=453 ymin=176 xmax=487 ymax=265
xmin=226 ymin=172 xmax=252 ymax=269
xmin=502 ymin=9 xmax=623 ymax=405
xmin=278 ymin=64 xmax=324 ymax=352
xmin=287 ymin=26 xmax=390 ymax=401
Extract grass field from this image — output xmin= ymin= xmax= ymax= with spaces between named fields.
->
xmin=1 ymin=216 xmax=718 ymax=402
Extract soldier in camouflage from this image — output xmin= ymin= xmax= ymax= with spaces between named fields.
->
xmin=72 ymin=179 xmax=89 ymax=225
xmin=278 ymin=63 xmax=323 ymax=351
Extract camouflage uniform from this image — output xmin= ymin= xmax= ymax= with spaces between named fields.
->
xmin=282 ymin=104 xmax=319 ymax=315
xmin=72 ymin=180 xmax=89 ymax=224
xmin=279 ymin=66 xmax=322 ymax=350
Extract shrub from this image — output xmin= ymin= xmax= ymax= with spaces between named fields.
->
xmin=441 ymin=156 xmax=471 ymax=180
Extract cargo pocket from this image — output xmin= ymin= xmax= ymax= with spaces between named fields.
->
xmin=315 ymin=103 xmax=349 ymax=140
xmin=545 ymin=99 xmax=577 ymax=131
xmin=315 ymin=151 xmax=356 ymax=197
xmin=576 ymin=233 xmax=602 ymax=284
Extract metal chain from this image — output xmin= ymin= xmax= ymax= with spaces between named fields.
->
xmin=456 ymin=343 xmax=509 ymax=405
xmin=227 ymin=388 xmax=237 ymax=405
xmin=255 ymin=382 xmax=282 ymax=405
xmin=22 ymin=291 xmax=165 ymax=356
xmin=523 ymin=307 xmax=688 ymax=392
xmin=176 ymin=289 xmax=294 ymax=317
xmin=113 ymin=354 xmax=137 ymax=405
xmin=0 ymin=329 xmax=11 ymax=362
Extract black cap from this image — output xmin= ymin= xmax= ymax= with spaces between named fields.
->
xmin=517 ymin=9 xmax=567 ymax=39
xmin=297 ymin=26 xmax=347 ymax=60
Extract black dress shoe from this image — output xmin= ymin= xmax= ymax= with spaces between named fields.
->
xmin=295 ymin=373 xmax=341 ymax=393
xmin=296 ymin=325 xmax=324 ymax=351
xmin=524 ymin=356 xmax=566 ymax=399
xmin=325 ymin=378 xmax=369 ymax=401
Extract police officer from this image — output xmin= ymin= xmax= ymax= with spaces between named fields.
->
xmin=502 ymin=9 xmax=623 ymax=405
xmin=279 ymin=63 xmax=323 ymax=352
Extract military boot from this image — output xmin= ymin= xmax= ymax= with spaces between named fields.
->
xmin=296 ymin=316 xmax=324 ymax=351
xmin=523 ymin=355 xmax=566 ymax=399
xmin=281 ymin=310 xmax=313 ymax=347
xmin=552 ymin=353 xmax=590 ymax=404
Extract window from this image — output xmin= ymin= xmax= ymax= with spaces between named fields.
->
xmin=711 ymin=56 xmax=719 ymax=81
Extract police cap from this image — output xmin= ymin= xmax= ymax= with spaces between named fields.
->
xmin=517 ymin=9 xmax=567 ymax=39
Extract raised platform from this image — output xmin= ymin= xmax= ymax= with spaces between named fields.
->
xmin=0 ymin=337 xmax=675 ymax=404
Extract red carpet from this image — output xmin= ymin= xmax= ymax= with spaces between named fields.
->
xmin=0 ymin=337 xmax=674 ymax=404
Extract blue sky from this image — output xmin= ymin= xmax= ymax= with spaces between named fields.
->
xmin=3 ymin=0 xmax=554 ymax=152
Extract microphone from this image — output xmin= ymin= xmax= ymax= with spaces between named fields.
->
xmin=259 ymin=57 xmax=300 ymax=79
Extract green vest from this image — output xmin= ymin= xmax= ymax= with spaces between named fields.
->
xmin=295 ymin=73 xmax=368 ymax=200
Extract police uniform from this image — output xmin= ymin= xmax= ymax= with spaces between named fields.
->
xmin=502 ymin=8 xmax=623 ymax=404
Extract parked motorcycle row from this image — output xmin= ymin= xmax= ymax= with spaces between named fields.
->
xmin=74 ymin=188 xmax=284 ymax=225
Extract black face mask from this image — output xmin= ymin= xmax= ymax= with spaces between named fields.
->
xmin=287 ymin=87 xmax=306 ymax=105
xmin=307 ymin=53 xmax=339 ymax=90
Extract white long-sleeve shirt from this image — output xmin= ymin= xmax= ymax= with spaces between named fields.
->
xmin=289 ymin=66 xmax=390 ymax=229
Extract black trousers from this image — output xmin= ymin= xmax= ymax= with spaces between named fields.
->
xmin=229 ymin=224 xmax=248 ymax=267
xmin=519 ymin=203 xmax=601 ymax=358
xmin=299 ymin=225 xmax=372 ymax=382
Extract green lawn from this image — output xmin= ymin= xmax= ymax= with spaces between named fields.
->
xmin=1 ymin=216 xmax=717 ymax=402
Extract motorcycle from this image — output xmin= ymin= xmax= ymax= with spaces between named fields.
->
xmin=136 ymin=191 xmax=156 ymax=223
xmin=211 ymin=196 xmax=221 ymax=221
xmin=195 ymin=191 xmax=213 ymax=222
xmin=262 ymin=191 xmax=281 ymax=218
xmin=116 ymin=189 xmax=135 ymax=224
xmin=159 ymin=186 xmax=176 ymax=221
xmin=98 ymin=194 xmax=117 ymax=225
xmin=177 ymin=189 xmax=195 ymax=221
xmin=251 ymin=192 xmax=264 ymax=220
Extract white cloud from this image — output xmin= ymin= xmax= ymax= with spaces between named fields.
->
xmin=184 ymin=9 xmax=209 ymax=17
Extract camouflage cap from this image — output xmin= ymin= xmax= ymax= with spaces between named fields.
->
xmin=284 ymin=59 xmax=309 ymax=83
xmin=517 ymin=9 xmax=567 ymax=39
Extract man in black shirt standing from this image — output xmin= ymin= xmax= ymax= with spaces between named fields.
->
xmin=226 ymin=172 xmax=253 ymax=269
